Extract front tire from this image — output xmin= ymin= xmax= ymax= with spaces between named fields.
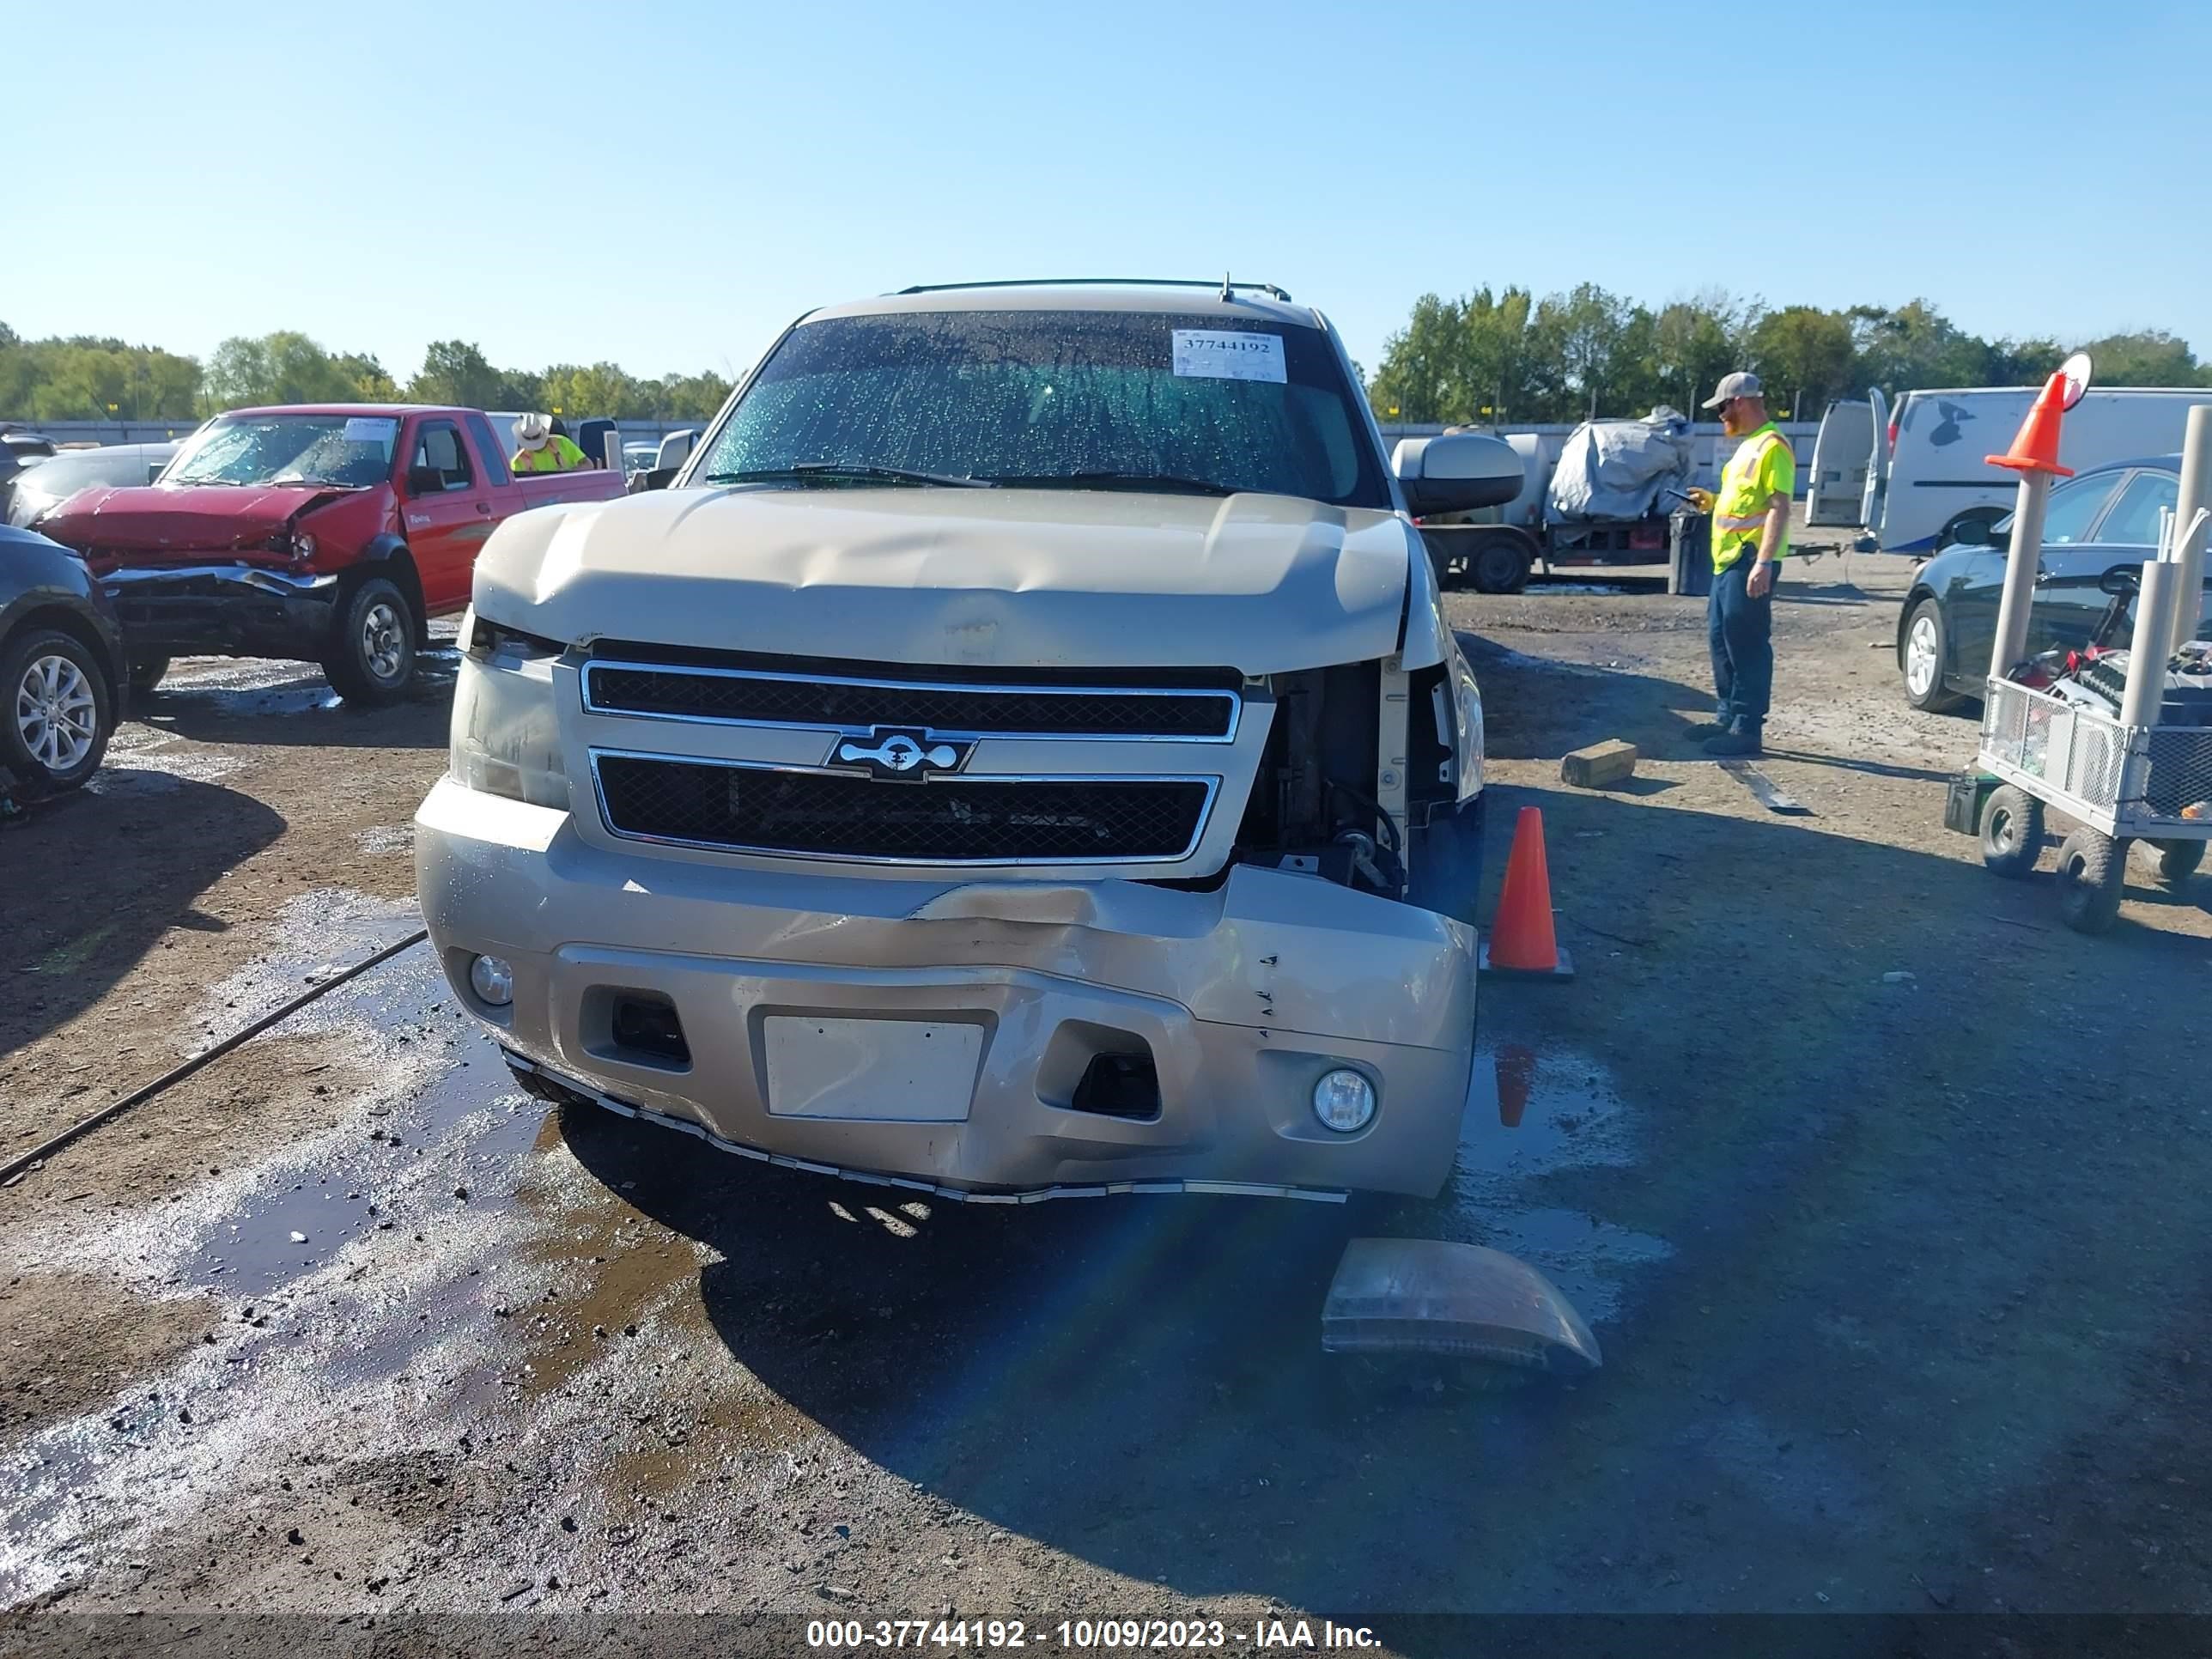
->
xmin=2055 ymin=827 xmax=2129 ymax=934
xmin=1901 ymin=597 xmax=1966 ymax=713
xmin=3 ymin=627 xmax=113 ymax=796
xmin=1979 ymin=784 xmax=2045 ymax=878
xmin=322 ymin=575 xmax=418 ymax=706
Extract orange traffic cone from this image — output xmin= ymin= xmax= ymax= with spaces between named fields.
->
xmin=1480 ymin=805 xmax=1574 ymax=979
xmin=1985 ymin=370 xmax=2075 ymax=477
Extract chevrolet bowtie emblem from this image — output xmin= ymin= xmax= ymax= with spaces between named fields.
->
xmin=826 ymin=726 xmax=970 ymax=780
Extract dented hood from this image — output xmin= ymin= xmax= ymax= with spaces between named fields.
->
xmin=471 ymin=485 xmax=1415 ymax=674
xmin=40 ymin=483 xmax=356 ymax=567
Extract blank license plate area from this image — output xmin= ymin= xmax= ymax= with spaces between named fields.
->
xmin=763 ymin=1016 xmax=983 ymax=1121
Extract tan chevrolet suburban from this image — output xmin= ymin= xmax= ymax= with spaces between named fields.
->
xmin=414 ymin=279 xmax=1522 ymax=1203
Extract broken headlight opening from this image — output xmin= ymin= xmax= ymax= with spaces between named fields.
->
xmin=452 ymin=611 xmax=568 ymax=810
xmin=1224 ymin=660 xmax=1413 ymax=900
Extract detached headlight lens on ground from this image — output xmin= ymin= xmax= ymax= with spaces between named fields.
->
xmin=469 ymin=953 xmax=514 ymax=1006
xmin=451 ymin=622 xmax=567 ymax=810
xmin=1312 ymin=1067 xmax=1376 ymax=1133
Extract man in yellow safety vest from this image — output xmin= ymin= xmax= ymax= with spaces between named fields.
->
xmin=1683 ymin=371 xmax=1794 ymax=757
xmin=511 ymin=412 xmax=587 ymax=474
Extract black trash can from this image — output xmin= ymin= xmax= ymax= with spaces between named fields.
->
xmin=1668 ymin=512 xmax=1712 ymax=597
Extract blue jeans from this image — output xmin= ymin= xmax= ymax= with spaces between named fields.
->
xmin=1708 ymin=556 xmax=1774 ymax=731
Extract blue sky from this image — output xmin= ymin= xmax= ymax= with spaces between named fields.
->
xmin=14 ymin=0 xmax=2208 ymax=384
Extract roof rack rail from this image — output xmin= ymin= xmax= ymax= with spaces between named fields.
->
xmin=893 ymin=276 xmax=1294 ymax=302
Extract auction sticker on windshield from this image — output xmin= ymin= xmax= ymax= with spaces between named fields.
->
xmin=342 ymin=416 xmax=399 ymax=447
xmin=1171 ymin=330 xmax=1286 ymax=383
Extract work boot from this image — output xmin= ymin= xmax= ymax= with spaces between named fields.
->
xmin=1684 ymin=715 xmax=1734 ymax=740
xmin=1703 ymin=725 xmax=1764 ymax=758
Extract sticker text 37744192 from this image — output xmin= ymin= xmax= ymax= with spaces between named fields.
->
xmin=1171 ymin=330 xmax=1286 ymax=384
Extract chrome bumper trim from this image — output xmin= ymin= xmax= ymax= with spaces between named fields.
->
xmin=506 ymin=1050 xmax=1348 ymax=1206
xmin=100 ymin=563 xmax=339 ymax=597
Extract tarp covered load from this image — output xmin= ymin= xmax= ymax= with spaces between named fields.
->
xmin=1544 ymin=407 xmax=1697 ymax=524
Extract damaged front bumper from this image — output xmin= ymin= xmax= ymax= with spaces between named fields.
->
xmin=415 ymin=778 xmax=1479 ymax=1199
xmin=98 ymin=562 xmax=339 ymax=659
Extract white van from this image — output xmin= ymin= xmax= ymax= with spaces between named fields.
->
xmin=1814 ymin=386 xmax=2212 ymax=554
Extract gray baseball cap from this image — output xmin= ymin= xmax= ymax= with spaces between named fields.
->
xmin=1701 ymin=371 xmax=1762 ymax=410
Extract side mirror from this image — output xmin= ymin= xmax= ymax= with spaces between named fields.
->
xmin=1949 ymin=518 xmax=1996 ymax=548
xmin=632 ymin=466 xmax=679 ymax=493
xmin=405 ymin=465 xmax=446 ymax=496
xmin=1392 ymin=433 xmax=1523 ymax=517
xmin=2100 ymin=565 xmax=2142 ymax=598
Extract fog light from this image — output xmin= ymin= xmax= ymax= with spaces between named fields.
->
xmin=1312 ymin=1067 xmax=1376 ymax=1133
xmin=469 ymin=953 xmax=514 ymax=1007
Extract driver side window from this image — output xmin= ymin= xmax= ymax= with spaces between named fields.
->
xmin=410 ymin=422 xmax=473 ymax=493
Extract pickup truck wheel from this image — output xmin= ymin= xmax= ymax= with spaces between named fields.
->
xmin=1468 ymin=532 xmax=1530 ymax=595
xmin=3 ymin=627 xmax=113 ymax=796
xmin=128 ymin=655 xmax=171 ymax=696
xmin=323 ymin=576 xmax=418 ymax=706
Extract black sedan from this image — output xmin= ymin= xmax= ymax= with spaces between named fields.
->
xmin=1 ymin=522 xmax=127 ymax=798
xmin=1897 ymin=454 xmax=2212 ymax=711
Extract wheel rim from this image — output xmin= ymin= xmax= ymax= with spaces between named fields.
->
xmin=1905 ymin=614 xmax=1941 ymax=696
xmin=1989 ymin=806 xmax=2016 ymax=853
xmin=15 ymin=653 xmax=98 ymax=774
xmin=362 ymin=601 xmax=407 ymax=683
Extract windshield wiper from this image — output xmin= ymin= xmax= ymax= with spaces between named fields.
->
xmin=981 ymin=471 xmax=1236 ymax=496
xmin=702 ymin=463 xmax=994 ymax=489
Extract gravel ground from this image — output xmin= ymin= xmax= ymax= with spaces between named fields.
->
xmin=3 ymin=544 xmax=2209 ymax=1656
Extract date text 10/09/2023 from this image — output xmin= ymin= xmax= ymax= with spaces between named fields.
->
xmin=806 ymin=1620 xmax=1382 ymax=1651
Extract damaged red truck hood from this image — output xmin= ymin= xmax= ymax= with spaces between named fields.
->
xmin=41 ymin=483 xmax=362 ymax=568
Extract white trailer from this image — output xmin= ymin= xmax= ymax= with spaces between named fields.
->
xmin=1814 ymin=386 xmax=2212 ymax=555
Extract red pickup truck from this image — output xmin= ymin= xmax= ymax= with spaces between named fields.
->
xmin=39 ymin=404 xmax=624 ymax=702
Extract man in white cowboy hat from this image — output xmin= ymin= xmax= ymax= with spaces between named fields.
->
xmin=510 ymin=413 xmax=587 ymax=474
xmin=1682 ymin=371 xmax=1795 ymax=757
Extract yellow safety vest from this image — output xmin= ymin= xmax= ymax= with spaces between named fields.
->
xmin=514 ymin=435 xmax=585 ymax=473
xmin=1712 ymin=422 xmax=1794 ymax=572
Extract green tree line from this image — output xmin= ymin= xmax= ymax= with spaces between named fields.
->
xmin=1365 ymin=288 xmax=2210 ymax=427
xmin=0 ymin=323 xmax=734 ymax=424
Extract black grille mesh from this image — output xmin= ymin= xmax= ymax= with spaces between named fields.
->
xmin=595 ymin=757 xmax=1211 ymax=862
xmin=586 ymin=665 xmax=1235 ymax=739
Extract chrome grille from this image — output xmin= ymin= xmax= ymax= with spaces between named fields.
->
xmin=591 ymin=753 xmax=1216 ymax=865
xmin=582 ymin=659 xmax=1239 ymax=741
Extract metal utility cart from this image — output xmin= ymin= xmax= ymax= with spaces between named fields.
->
xmin=1943 ymin=358 xmax=2212 ymax=932
xmin=1960 ymin=678 xmax=2211 ymax=933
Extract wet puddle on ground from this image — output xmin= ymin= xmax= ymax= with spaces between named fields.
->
xmin=0 ymin=891 xmax=568 ymax=1602
xmin=0 ymin=887 xmax=1672 ymax=1604
xmin=1440 ymin=1041 xmax=1672 ymax=1325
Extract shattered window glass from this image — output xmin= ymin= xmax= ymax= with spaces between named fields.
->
xmin=697 ymin=309 xmax=1387 ymax=507
xmin=166 ymin=415 xmax=393 ymax=489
